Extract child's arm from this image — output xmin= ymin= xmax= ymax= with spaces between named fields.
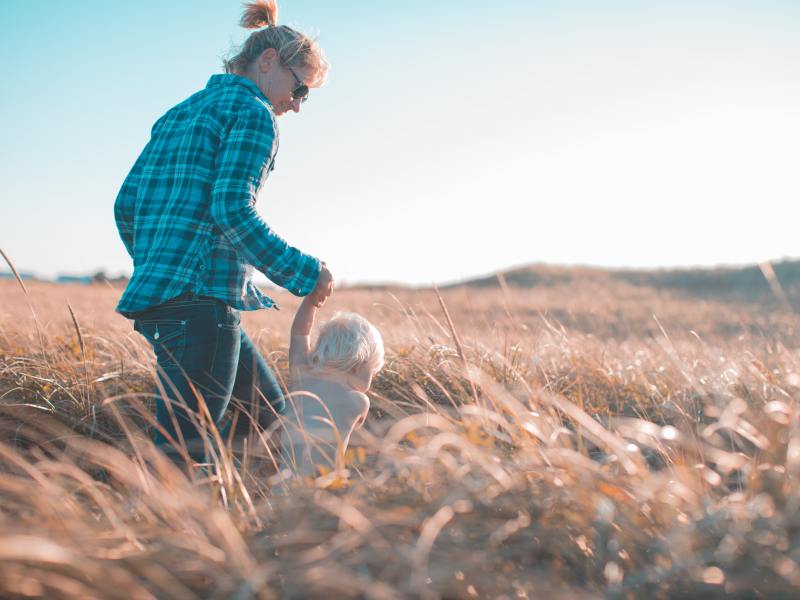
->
xmin=289 ymin=295 xmax=318 ymax=369
xmin=350 ymin=391 xmax=370 ymax=430
xmin=289 ymin=265 xmax=333 ymax=369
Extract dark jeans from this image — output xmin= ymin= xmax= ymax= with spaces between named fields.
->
xmin=132 ymin=293 xmax=285 ymax=462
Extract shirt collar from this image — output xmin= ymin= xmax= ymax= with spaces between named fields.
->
xmin=206 ymin=74 xmax=272 ymax=107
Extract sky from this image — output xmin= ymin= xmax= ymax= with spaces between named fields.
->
xmin=1 ymin=0 xmax=798 ymax=286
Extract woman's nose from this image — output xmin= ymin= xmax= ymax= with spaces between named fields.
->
xmin=290 ymin=98 xmax=302 ymax=113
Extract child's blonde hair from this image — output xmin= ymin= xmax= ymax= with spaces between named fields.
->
xmin=310 ymin=312 xmax=384 ymax=374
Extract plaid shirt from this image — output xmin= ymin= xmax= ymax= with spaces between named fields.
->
xmin=114 ymin=74 xmax=321 ymax=316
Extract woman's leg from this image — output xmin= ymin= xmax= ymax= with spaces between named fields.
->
xmin=224 ymin=329 xmax=286 ymax=438
xmin=133 ymin=296 xmax=242 ymax=461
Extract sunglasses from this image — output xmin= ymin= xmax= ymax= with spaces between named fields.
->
xmin=285 ymin=65 xmax=309 ymax=104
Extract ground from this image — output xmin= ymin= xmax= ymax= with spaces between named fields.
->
xmin=1 ymin=274 xmax=799 ymax=599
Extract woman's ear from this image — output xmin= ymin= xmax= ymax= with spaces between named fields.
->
xmin=258 ymin=47 xmax=279 ymax=73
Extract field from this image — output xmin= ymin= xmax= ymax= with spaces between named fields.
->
xmin=1 ymin=270 xmax=799 ymax=599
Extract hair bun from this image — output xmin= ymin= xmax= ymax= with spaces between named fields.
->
xmin=240 ymin=0 xmax=279 ymax=30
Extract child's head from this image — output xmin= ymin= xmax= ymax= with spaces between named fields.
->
xmin=309 ymin=312 xmax=384 ymax=390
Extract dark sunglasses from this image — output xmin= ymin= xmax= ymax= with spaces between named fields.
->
xmin=286 ymin=65 xmax=309 ymax=104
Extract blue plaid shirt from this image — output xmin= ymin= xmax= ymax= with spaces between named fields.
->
xmin=114 ymin=74 xmax=321 ymax=316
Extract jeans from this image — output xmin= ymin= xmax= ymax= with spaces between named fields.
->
xmin=132 ymin=293 xmax=285 ymax=461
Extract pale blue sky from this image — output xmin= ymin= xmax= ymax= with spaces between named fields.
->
xmin=1 ymin=1 xmax=798 ymax=285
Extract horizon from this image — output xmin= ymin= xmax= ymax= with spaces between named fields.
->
xmin=2 ymin=1 xmax=799 ymax=286
xmin=3 ymin=254 xmax=798 ymax=290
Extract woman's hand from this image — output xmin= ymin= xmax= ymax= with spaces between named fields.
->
xmin=310 ymin=264 xmax=334 ymax=307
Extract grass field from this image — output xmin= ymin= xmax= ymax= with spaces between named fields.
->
xmin=1 ymin=272 xmax=799 ymax=599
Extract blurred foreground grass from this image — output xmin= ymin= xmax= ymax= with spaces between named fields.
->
xmin=1 ymin=278 xmax=799 ymax=599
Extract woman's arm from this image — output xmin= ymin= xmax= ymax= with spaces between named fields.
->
xmin=209 ymin=108 xmax=321 ymax=297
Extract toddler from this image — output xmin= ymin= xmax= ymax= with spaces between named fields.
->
xmin=279 ymin=293 xmax=384 ymax=478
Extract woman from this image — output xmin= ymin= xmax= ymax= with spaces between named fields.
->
xmin=114 ymin=0 xmax=333 ymax=462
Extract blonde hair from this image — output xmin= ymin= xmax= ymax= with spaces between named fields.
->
xmin=224 ymin=0 xmax=329 ymax=87
xmin=310 ymin=312 xmax=385 ymax=374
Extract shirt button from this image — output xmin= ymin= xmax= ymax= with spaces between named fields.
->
xmin=199 ymin=264 xmax=206 ymax=271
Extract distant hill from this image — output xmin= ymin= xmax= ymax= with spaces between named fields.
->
xmin=444 ymin=259 xmax=800 ymax=307
xmin=4 ymin=261 xmax=799 ymax=308
xmin=0 ymin=271 xmax=39 ymax=281
xmin=0 ymin=271 xmax=129 ymax=286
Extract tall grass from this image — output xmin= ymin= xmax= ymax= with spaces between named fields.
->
xmin=0 ymin=278 xmax=799 ymax=598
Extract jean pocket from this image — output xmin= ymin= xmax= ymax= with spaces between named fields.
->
xmin=222 ymin=306 xmax=242 ymax=329
xmin=209 ymin=320 xmax=241 ymax=373
xmin=135 ymin=319 xmax=188 ymax=364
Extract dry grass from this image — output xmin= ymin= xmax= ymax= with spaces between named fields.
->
xmin=1 ymin=278 xmax=799 ymax=599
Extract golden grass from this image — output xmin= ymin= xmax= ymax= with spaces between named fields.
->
xmin=1 ymin=278 xmax=799 ymax=598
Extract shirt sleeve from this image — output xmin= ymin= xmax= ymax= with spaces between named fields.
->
xmin=209 ymin=108 xmax=321 ymax=297
xmin=114 ymin=158 xmax=141 ymax=260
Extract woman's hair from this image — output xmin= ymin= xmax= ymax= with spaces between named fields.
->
xmin=310 ymin=312 xmax=385 ymax=375
xmin=224 ymin=0 xmax=329 ymax=87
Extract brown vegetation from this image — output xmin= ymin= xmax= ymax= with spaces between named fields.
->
xmin=1 ymin=274 xmax=799 ymax=598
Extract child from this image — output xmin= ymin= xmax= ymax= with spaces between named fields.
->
xmin=279 ymin=293 xmax=384 ymax=478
